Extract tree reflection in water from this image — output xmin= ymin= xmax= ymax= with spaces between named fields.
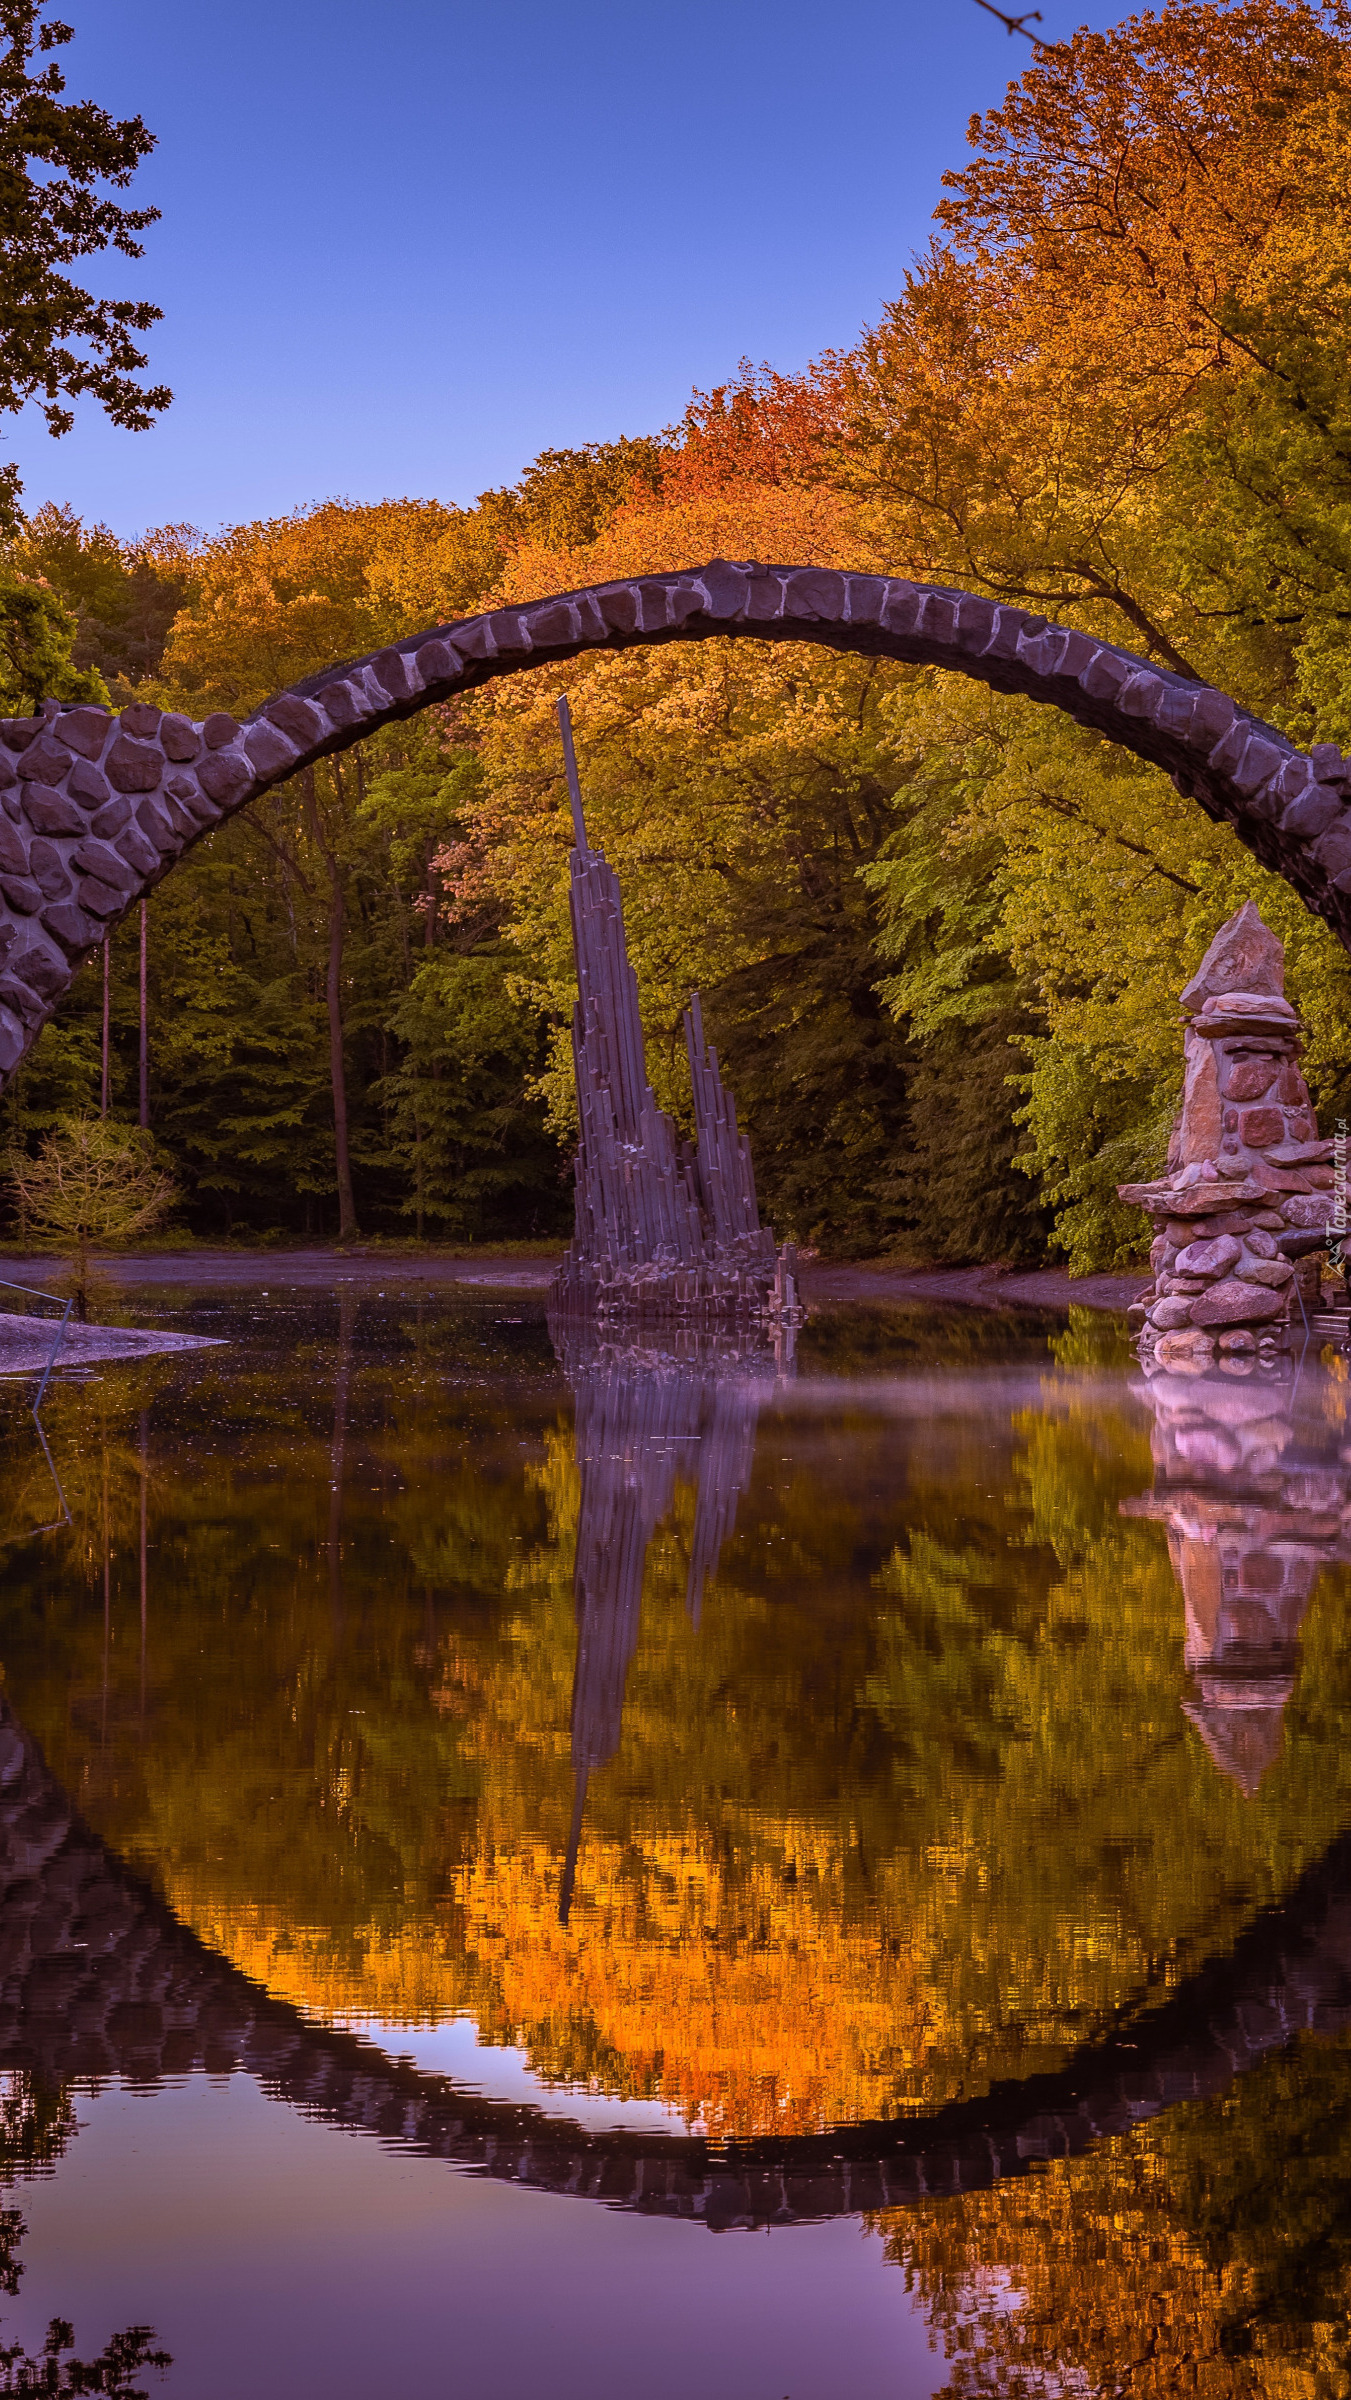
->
xmin=2 ymin=1298 xmax=1351 ymax=2387
xmin=0 ymin=2075 xmax=169 ymax=2397
xmin=879 ymin=1349 xmax=1351 ymax=2398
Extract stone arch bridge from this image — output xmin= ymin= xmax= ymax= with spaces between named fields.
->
xmin=2 ymin=1693 xmax=1350 ymax=2228
xmin=2 ymin=562 xmax=1350 ymax=1083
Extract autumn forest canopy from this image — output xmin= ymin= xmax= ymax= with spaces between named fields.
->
xmin=6 ymin=0 xmax=1351 ymax=1265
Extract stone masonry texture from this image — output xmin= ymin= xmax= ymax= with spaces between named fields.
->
xmin=1118 ymin=902 xmax=1334 ymax=1370
xmin=4 ymin=564 xmax=1351 ymax=1086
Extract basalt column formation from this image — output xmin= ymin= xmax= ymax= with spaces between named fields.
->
xmin=549 ymin=703 xmax=797 ymax=1325
xmin=1119 ymin=903 xmax=1335 ymax=1369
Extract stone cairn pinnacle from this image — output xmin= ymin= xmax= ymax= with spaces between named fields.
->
xmin=548 ymin=697 xmax=799 ymax=1324
xmin=1118 ymin=901 xmax=1334 ymax=1372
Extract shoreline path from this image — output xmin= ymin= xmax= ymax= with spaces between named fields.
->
xmin=0 ymin=1250 xmax=1148 ymax=1317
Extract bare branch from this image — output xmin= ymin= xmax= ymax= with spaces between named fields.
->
xmin=971 ymin=0 xmax=1043 ymax=39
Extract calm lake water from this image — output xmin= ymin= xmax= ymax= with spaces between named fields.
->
xmin=1 ymin=1284 xmax=1350 ymax=2398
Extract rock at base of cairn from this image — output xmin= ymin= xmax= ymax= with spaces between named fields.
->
xmin=549 ymin=832 xmax=800 ymax=1327
xmin=1117 ymin=901 xmax=1334 ymax=1372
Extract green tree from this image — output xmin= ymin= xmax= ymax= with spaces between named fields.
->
xmin=451 ymin=638 xmax=916 ymax=1254
xmin=833 ymin=1 xmax=1351 ymax=1267
xmin=0 ymin=0 xmax=169 ymax=527
xmin=11 ymin=504 xmax=196 ymax=691
xmin=0 ymin=556 xmax=103 ymax=708
xmin=379 ymin=953 xmax=563 ymax=1239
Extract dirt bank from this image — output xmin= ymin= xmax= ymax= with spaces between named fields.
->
xmin=0 ymin=1251 xmax=1148 ymax=1314
xmin=797 ymin=1260 xmax=1149 ymax=1314
xmin=0 ymin=1251 xmax=558 ymax=1292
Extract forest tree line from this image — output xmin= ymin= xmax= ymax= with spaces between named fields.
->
xmin=4 ymin=0 xmax=1351 ymax=1266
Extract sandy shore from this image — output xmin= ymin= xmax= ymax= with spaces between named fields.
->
xmin=0 ymin=1308 xmax=225 ymax=1378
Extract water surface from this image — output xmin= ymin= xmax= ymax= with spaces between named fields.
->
xmin=1 ymin=1287 xmax=1349 ymax=2397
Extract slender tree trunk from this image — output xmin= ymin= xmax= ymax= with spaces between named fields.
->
xmin=326 ymin=858 xmax=360 ymax=1242
xmin=138 ymin=903 xmax=149 ymax=1130
xmin=100 ymin=936 xmax=110 ymax=1119
xmin=390 ymin=834 xmax=411 ymax=979
xmin=10 ymin=1062 xmax=26 ymax=1246
xmin=304 ymin=768 xmax=360 ymax=1243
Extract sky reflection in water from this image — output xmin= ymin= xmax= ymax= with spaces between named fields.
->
xmin=0 ymin=1287 xmax=1349 ymax=2398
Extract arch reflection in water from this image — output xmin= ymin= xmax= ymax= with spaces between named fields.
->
xmin=553 ymin=1316 xmax=793 ymax=1921
xmin=1124 ymin=1357 xmax=1351 ymax=1792
xmin=3 ymin=1674 xmax=1351 ymax=2233
xmin=6 ymin=1312 xmax=1351 ymax=2287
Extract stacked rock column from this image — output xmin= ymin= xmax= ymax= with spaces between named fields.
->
xmin=1119 ymin=904 xmax=1333 ymax=1371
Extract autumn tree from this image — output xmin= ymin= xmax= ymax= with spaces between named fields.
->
xmin=141 ymin=498 xmax=573 ymax=1242
xmin=836 ymin=0 xmax=1345 ymax=688
xmin=156 ymin=501 xmax=456 ymax=1241
xmin=6 ymin=1112 xmax=174 ymax=1314
xmin=830 ymin=0 xmax=1351 ymax=1262
xmin=12 ymin=1 xmax=1351 ymax=1266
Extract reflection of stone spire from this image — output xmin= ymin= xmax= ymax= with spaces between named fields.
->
xmin=549 ymin=697 xmax=796 ymax=1327
xmin=1122 ymin=1359 xmax=1351 ymax=1794
xmin=552 ymin=1321 xmax=785 ymax=1922
xmin=1119 ymin=903 xmax=1334 ymax=1373
xmin=684 ymin=1371 xmax=763 ymax=1629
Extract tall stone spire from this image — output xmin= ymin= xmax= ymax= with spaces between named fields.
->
xmin=549 ymin=698 xmax=798 ymax=1325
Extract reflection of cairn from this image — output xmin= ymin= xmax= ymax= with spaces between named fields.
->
xmin=553 ymin=1321 xmax=784 ymax=1921
xmin=548 ymin=700 xmax=800 ymax=1328
xmin=1119 ymin=903 xmax=1333 ymax=1375
xmin=1123 ymin=1363 xmax=1351 ymax=1793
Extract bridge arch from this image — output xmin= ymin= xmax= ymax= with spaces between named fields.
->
xmin=1 ymin=559 xmax=1349 ymax=1083
xmin=3 ymin=1693 xmax=1351 ymax=2226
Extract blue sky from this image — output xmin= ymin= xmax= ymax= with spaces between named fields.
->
xmin=14 ymin=0 xmax=1123 ymax=537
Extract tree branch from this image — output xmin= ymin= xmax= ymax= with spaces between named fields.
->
xmin=239 ymin=811 xmax=312 ymax=896
xmin=1030 ymin=786 xmax=1201 ymax=892
xmin=971 ymin=0 xmax=1043 ymax=39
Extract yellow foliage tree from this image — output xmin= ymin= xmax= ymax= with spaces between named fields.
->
xmin=6 ymin=1114 xmax=174 ymax=1314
